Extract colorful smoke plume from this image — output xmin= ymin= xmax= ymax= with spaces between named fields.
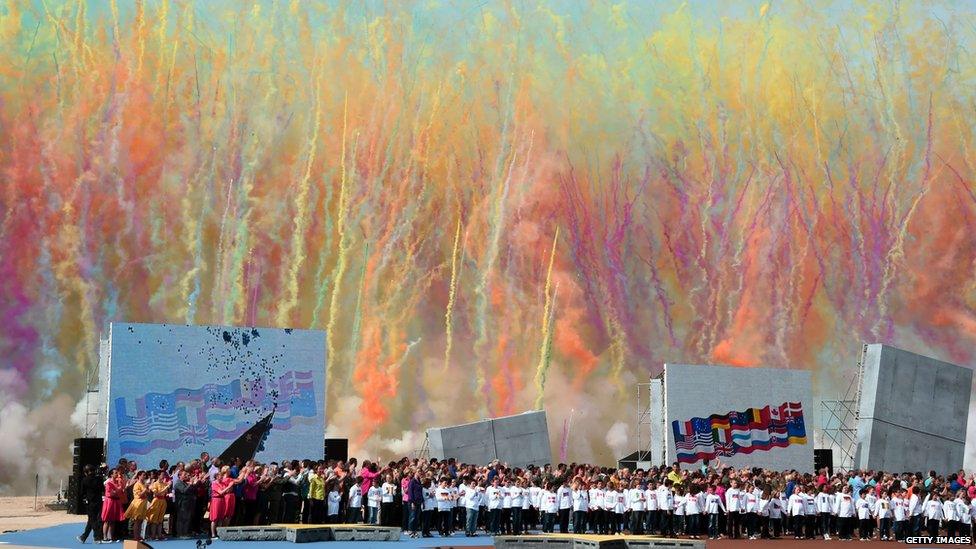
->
xmin=2 ymin=0 xmax=976 ymax=493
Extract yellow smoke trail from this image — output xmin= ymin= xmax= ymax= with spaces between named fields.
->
xmin=71 ymin=0 xmax=85 ymax=79
xmin=134 ymin=0 xmax=146 ymax=80
xmin=275 ymin=63 xmax=323 ymax=326
xmin=344 ymin=241 xmax=369 ymax=387
xmin=52 ymin=178 xmax=98 ymax=382
xmin=109 ymin=0 xmax=120 ymax=51
xmin=607 ymin=316 xmax=628 ymax=395
xmin=533 ymin=227 xmax=559 ymax=409
xmin=443 ymin=217 xmax=462 ymax=372
xmin=694 ymin=162 xmax=715 ymax=356
xmin=326 ymin=92 xmax=351 ymax=388
xmin=473 ymin=132 xmax=524 ymax=399
xmin=162 ymin=32 xmax=179 ymax=114
xmin=419 ymin=82 xmax=443 ymax=188
xmin=152 ymin=0 xmax=169 ymax=95
xmin=534 ymin=282 xmax=559 ymax=411
xmin=177 ymin=150 xmax=213 ymax=323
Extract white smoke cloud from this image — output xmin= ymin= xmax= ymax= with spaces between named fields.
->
xmin=71 ymin=397 xmax=88 ymax=431
xmin=0 ymin=395 xmax=79 ymax=495
xmin=605 ymin=421 xmax=630 ymax=458
xmin=0 ymin=401 xmax=34 ymax=490
xmin=373 ymin=430 xmax=425 ymax=458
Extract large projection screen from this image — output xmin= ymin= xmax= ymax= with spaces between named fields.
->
xmin=664 ymin=364 xmax=813 ymax=472
xmin=105 ymin=322 xmax=326 ymax=466
xmin=857 ymin=344 xmax=972 ymax=472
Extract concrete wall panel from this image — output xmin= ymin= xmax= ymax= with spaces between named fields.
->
xmin=426 ymin=411 xmax=551 ymax=467
xmin=857 ymin=344 xmax=972 ymax=472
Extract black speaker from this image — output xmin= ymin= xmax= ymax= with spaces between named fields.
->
xmin=324 ymin=438 xmax=348 ymax=462
xmin=68 ymin=438 xmax=104 ymax=514
xmin=74 ymin=438 xmax=105 ymax=469
xmin=814 ymin=448 xmax=833 ymax=474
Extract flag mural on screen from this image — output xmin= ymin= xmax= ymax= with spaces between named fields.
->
xmin=105 ymin=323 xmax=326 ymax=466
xmin=114 ymin=370 xmax=319 ymax=456
xmin=672 ymin=402 xmax=807 ymax=463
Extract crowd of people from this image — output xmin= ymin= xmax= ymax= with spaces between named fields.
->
xmin=77 ymin=452 xmax=976 ymax=544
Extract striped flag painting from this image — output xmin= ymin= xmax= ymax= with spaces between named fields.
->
xmin=671 ymin=402 xmax=807 ymax=463
xmin=114 ymin=369 xmax=318 ymax=457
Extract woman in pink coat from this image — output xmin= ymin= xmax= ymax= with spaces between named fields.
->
xmin=100 ymin=468 xmax=126 ymax=542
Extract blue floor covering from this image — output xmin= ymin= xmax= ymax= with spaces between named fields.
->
xmin=0 ymin=524 xmax=494 ymax=549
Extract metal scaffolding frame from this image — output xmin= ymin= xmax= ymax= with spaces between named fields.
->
xmin=818 ymin=343 xmax=868 ymax=471
xmin=83 ymin=368 xmax=99 ymax=437
xmin=635 ymin=371 xmax=665 ymax=465
xmin=416 ymin=434 xmax=430 ymax=462
xmin=636 ymin=381 xmax=653 ymax=463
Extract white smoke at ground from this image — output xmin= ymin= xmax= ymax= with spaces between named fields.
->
xmin=0 ymin=395 xmax=78 ymax=495
xmin=371 ymin=430 xmax=426 ymax=461
xmin=540 ymin=365 xmax=638 ymax=465
xmin=326 ymin=394 xmax=364 ymax=456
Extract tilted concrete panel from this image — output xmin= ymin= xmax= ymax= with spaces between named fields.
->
xmin=426 ymin=411 xmax=551 ymax=467
xmin=492 ymin=411 xmax=552 ymax=467
xmin=857 ymin=344 xmax=972 ymax=472
xmin=428 ymin=419 xmax=494 ymax=464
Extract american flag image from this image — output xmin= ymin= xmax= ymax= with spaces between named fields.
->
xmin=672 ymin=401 xmax=807 ymax=463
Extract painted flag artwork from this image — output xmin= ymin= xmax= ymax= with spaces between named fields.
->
xmin=114 ymin=369 xmax=319 ymax=456
xmin=672 ymin=402 xmax=807 ymax=464
xmin=105 ymin=323 xmax=326 ymax=466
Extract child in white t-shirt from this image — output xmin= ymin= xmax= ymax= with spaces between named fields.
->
xmin=326 ymin=482 xmax=341 ymax=524
xmin=347 ymin=481 xmax=363 ymax=524
xmin=956 ymin=493 xmax=972 ymax=540
xmin=891 ymin=490 xmax=907 ymax=541
xmin=367 ymin=483 xmax=382 ymax=525
xmin=703 ymin=485 xmax=725 ymax=540
xmin=873 ymin=492 xmax=893 ymax=541
xmin=855 ymin=489 xmax=872 ymax=541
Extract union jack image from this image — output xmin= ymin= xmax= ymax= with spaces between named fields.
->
xmin=180 ymin=424 xmax=210 ymax=445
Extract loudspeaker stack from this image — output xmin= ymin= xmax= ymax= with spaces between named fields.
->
xmin=323 ymin=438 xmax=349 ymax=462
xmin=67 ymin=438 xmax=104 ymax=514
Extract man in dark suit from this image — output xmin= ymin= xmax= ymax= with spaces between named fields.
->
xmin=77 ymin=465 xmax=105 ymax=543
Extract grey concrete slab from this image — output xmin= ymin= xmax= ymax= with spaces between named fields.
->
xmin=427 ymin=411 xmax=552 ymax=467
xmin=857 ymin=344 xmax=972 ymax=472
xmin=492 ymin=411 xmax=552 ymax=467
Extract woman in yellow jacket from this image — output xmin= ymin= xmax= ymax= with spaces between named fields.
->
xmin=124 ymin=471 xmax=149 ymax=541
xmin=145 ymin=471 xmax=172 ymax=541
xmin=308 ymin=465 xmax=327 ymax=524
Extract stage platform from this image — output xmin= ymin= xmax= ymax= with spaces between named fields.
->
xmin=494 ymin=533 xmax=705 ymax=549
xmin=0 ymin=522 xmax=483 ymax=548
xmin=217 ymin=523 xmax=401 ymax=543
xmin=0 ymin=524 xmax=904 ymax=548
